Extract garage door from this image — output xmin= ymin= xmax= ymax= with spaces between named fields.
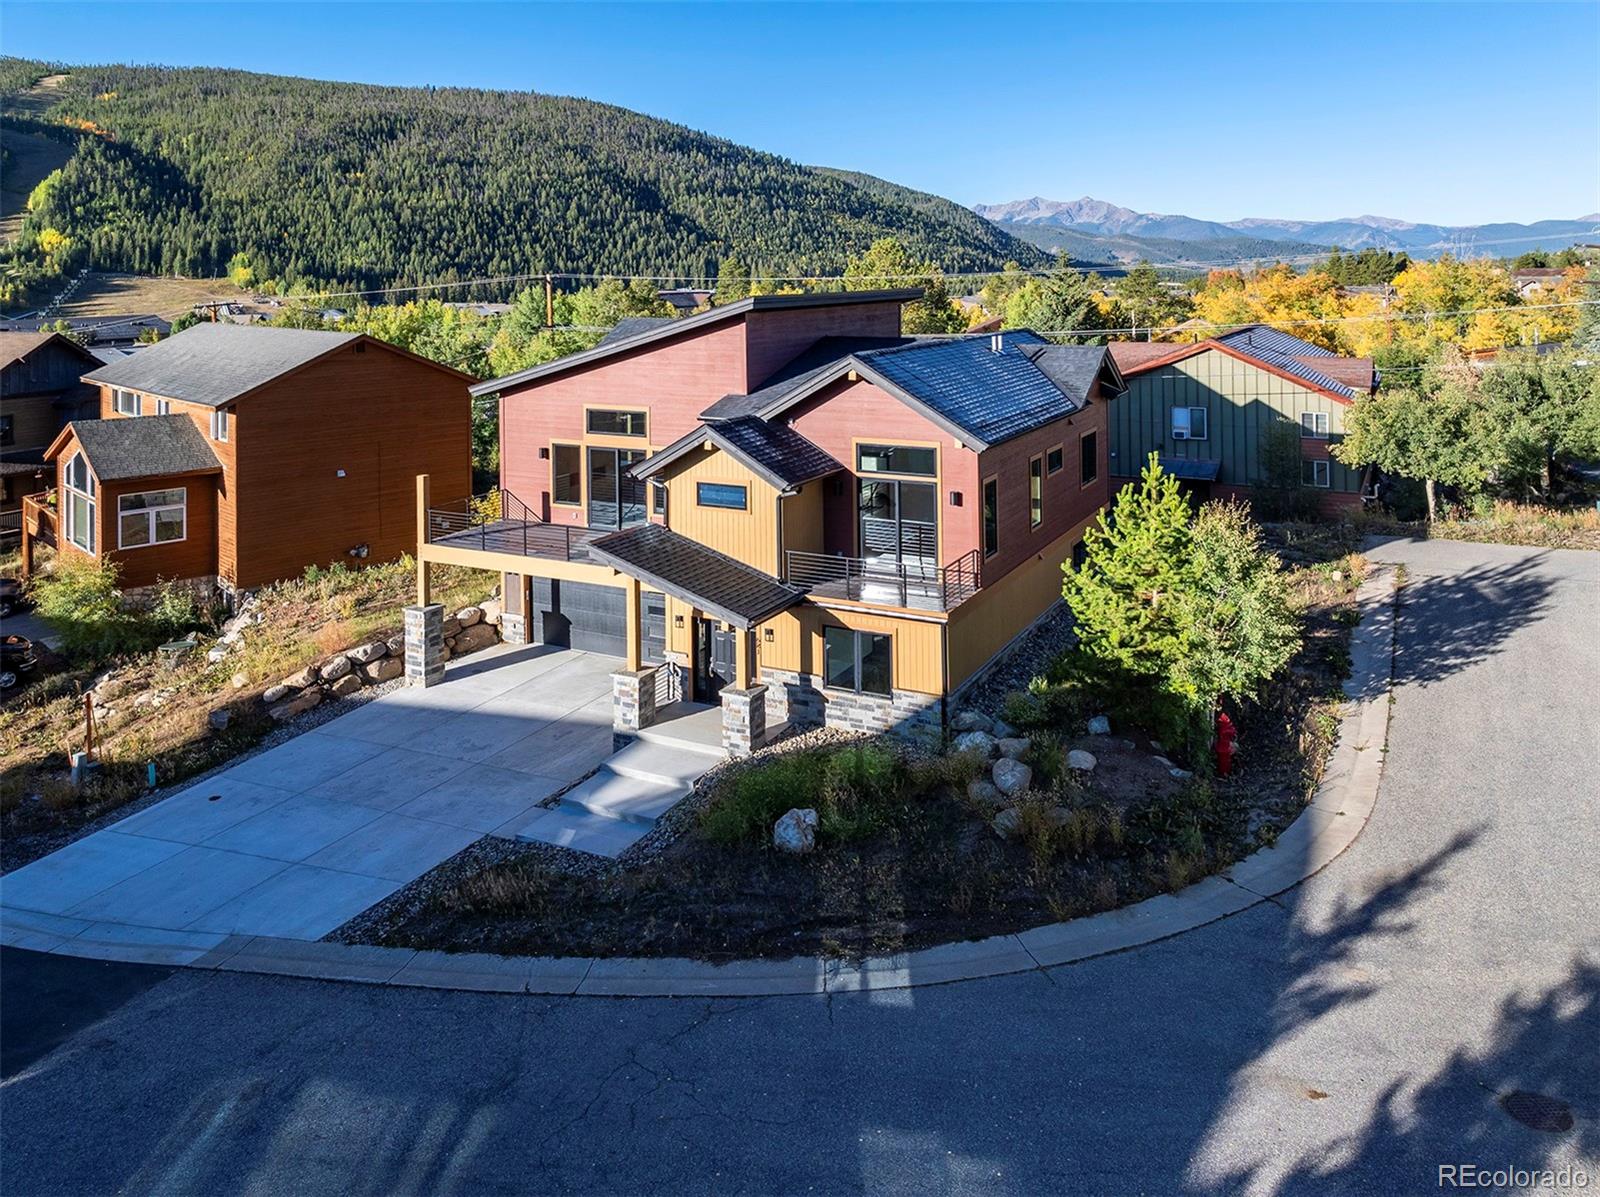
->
xmin=530 ymin=578 xmax=628 ymax=658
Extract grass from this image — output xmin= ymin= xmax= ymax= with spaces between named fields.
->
xmin=1 ymin=555 xmax=495 ymax=869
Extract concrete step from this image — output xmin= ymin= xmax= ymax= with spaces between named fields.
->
xmin=506 ymin=804 xmax=651 ymax=859
xmin=559 ymin=769 xmax=688 ymax=826
xmin=607 ymin=739 xmax=721 ymax=787
xmin=636 ymin=707 xmax=726 ymax=757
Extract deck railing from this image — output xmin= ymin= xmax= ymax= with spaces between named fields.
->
xmin=20 ymin=491 xmax=56 ymax=546
xmin=785 ymin=548 xmax=982 ymax=611
xmin=425 ymin=487 xmax=603 ymax=562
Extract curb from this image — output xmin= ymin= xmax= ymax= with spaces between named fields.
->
xmin=1 ymin=569 xmax=1399 ymax=998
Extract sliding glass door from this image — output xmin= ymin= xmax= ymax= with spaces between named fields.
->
xmin=587 ymin=448 xmax=648 ymax=530
xmin=858 ymin=479 xmax=937 ymax=571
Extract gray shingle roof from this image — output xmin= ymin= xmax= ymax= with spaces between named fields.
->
xmin=1020 ymin=343 xmax=1127 ymax=406
xmin=585 ymin=523 xmax=803 ymax=629
xmin=597 ymin=316 xmax=675 ymax=347
xmin=65 ymin=416 xmax=222 ymax=482
xmin=81 ymin=324 xmax=360 ymax=408
xmin=469 ymin=289 xmax=923 ymax=397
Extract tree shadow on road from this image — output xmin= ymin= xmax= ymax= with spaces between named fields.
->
xmin=1386 ymin=553 xmax=1556 ymax=691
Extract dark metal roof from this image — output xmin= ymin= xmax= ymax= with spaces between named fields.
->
xmin=636 ymin=417 xmax=843 ymax=491
xmin=585 ymin=523 xmax=804 ymax=629
xmin=82 ymin=324 xmax=359 ymax=407
xmin=597 ymin=316 xmax=675 ymax=346
xmin=63 ymin=416 xmax=223 ymax=482
xmin=1214 ymin=325 xmax=1356 ymax=397
xmin=469 ymin=289 xmax=923 ymax=397
xmin=701 ymin=335 xmax=914 ymax=422
xmin=1158 ymin=456 xmax=1221 ymax=482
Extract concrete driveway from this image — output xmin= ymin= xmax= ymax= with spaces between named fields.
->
xmin=0 ymin=644 xmax=619 ymax=946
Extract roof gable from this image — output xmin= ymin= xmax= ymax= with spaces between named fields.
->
xmin=50 ymin=416 xmax=222 ymax=482
xmin=1113 ymin=338 xmax=1363 ymax=403
xmin=0 ymin=330 xmax=102 ymax=372
xmin=635 ymin=416 xmax=843 ymax=491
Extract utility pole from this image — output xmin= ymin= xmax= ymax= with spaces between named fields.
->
xmin=544 ymin=274 xmax=554 ymax=330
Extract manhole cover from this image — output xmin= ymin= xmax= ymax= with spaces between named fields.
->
xmin=1499 ymin=1090 xmax=1574 ymax=1133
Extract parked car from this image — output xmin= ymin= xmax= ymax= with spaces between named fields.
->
xmin=1 ymin=633 xmax=38 ymax=690
xmin=0 ymin=577 xmax=29 ymax=619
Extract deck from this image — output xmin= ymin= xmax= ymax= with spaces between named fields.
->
xmin=428 ymin=517 xmax=604 ymax=563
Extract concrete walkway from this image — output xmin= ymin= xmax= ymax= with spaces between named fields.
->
xmin=0 ymin=644 xmax=622 ymax=952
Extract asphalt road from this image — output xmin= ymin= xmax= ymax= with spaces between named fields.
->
xmin=2 ymin=537 xmax=1596 ymax=1196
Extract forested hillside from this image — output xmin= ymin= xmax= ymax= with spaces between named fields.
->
xmin=0 ymin=58 xmax=1044 ymax=306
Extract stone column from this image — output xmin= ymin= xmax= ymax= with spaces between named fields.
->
xmin=403 ymin=603 xmax=445 ymax=687
xmin=612 ymin=667 xmax=658 ymax=733
xmin=720 ymin=684 xmax=767 ymax=758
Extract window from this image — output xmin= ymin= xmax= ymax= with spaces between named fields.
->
xmin=823 ymin=626 xmax=892 ymax=696
xmin=0 ymin=413 xmax=12 ymax=447
xmin=696 ymin=482 xmax=747 ymax=510
xmin=62 ymin=450 xmax=95 ymax=554
xmin=1300 ymin=411 xmax=1330 ymax=439
xmin=210 ymin=409 xmax=230 ymax=442
xmin=1171 ymin=406 xmax=1208 ymax=440
xmin=982 ymin=477 xmax=999 ymax=558
xmin=1080 ymin=432 xmax=1098 ymax=484
xmin=1302 ymin=459 xmax=1331 ymax=488
xmin=117 ymin=488 xmax=186 ymax=549
xmin=154 ymin=398 xmax=172 ymax=415
xmin=586 ymin=409 xmax=647 ymax=437
xmin=1046 ymin=446 xmax=1064 ymax=475
xmin=552 ymin=443 xmax=581 ymax=505
xmin=650 ymin=479 xmax=667 ymax=517
xmin=112 ymin=389 xmax=141 ymax=416
xmin=1028 ymin=455 xmax=1044 ymax=529
xmin=857 ymin=444 xmax=937 ymax=477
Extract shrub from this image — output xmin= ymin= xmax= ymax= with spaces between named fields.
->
xmin=700 ymin=743 xmax=907 ymax=848
xmin=28 ymin=556 xmax=135 ymax=657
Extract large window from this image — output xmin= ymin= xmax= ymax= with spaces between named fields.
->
xmin=63 ymin=450 xmax=95 ymax=554
xmin=113 ymin=389 xmax=141 ymax=416
xmin=1300 ymin=411 xmax=1330 ymax=439
xmin=1302 ymin=460 xmax=1331 ymax=488
xmin=552 ymin=443 xmax=581 ymax=505
xmin=858 ymin=478 xmax=936 ymax=563
xmin=697 ymin=482 xmax=747 ymax=510
xmin=117 ymin=488 xmax=186 ymax=549
xmin=857 ymin=444 xmax=937 ymax=477
xmin=1080 ymin=432 xmax=1098 ymax=484
xmin=1171 ymin=406 xmax=1208 ymax=440
xmin=982 ymin=477 xmax=999 ymax=558
xmin=823 ymin=626 xmax=892 ymax=696
xmin=1029 ymin=455 xmax=1044 ymax=529
xmin=586 ymin=409 xmax=647 ymax=437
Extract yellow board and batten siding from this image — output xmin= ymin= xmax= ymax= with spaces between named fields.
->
xmin=660 ymin=446 xmax=783 ymax=575
xmin=1108 ymin=349 xmax=1359 ymax=494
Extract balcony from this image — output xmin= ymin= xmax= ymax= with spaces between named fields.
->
xmin=425 ymin=488 xmax=605 ymax=562
xmin=785 ymin=549 xmax=980 ymax=612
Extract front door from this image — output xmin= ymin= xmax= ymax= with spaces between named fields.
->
xmin=587 ymin=448 xmax=649 ymax=531
xmin=693 ymin=618 xmax=737 ymax=703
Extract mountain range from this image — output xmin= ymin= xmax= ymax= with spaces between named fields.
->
xmin=973 ymin=196 xmax=1600 ymax=262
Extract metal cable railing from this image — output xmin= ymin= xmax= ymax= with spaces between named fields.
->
xmin=785 ymin=547 xmax=981 ymax=610
xmin=425 ymin=487 xmax=602 ymax=561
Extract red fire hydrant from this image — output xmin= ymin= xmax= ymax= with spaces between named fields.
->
xmin=1215 ymin=711 xmax=1238 ymax=777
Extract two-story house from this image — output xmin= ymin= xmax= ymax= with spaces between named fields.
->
xmin=23 ymin=323 xmax=471 ymax=594
xmin=413 ymin=290 xmax=1125 ymax=753
xmin=1 ymin=331 xmax=101 ymax=529
xmin=1107 ymin=326 xmax=1378 ymax=512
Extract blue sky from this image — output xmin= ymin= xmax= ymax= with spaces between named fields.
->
xmin=4 ymin=1 xmax=1596 ymax=225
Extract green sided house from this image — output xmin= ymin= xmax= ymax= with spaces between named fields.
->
xmin=1107 ymin=326 xmax=1378 ymax=512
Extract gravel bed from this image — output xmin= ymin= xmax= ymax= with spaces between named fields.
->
xmin=955 ymin=603 xmax=1078 ymax=718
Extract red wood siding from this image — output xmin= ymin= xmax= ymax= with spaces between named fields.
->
xmin=743 ymin=301 xmax=904 ymax=389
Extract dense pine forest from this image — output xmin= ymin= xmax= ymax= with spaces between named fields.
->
xmin=0 ymin=58 xmax=1045 ymax=306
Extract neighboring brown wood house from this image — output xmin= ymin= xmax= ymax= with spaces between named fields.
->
xmin=26 ymin=323 xmax=471 ymax=593
xmin=0 ymin=331 xmax=102 ymax=525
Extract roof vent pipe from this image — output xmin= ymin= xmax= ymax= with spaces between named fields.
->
xmin=990 ymin=333 xmax=1003 ymax=353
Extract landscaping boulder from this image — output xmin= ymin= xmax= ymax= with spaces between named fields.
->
xmin=268 ymin=689 xmax=321 ymax=721
xmin=91 ymin=675 xmax=130 ymax=703
xmin=207 ymin=709 xmax=231 ymax=732
xmin=455 ymin=605 xmax=483 ymax=628
xmin=952 ymin=730 xmax=997 ymax=758
xmin=1169 ymin=766 xmax=1194 ymax=781
xmin=441 ymin=616 xmax=463 ymax=638
xmin=1087 ymin=714 xmax=1112 ymax=736
xmin=329 ymin=673 xmax=362 ymax=697
xmin=773 ymin=808 xmax=818 ymax=855
xmin=262 ymin=682 xmax=294 ymax=705
xmin=363 ymin=656 xmax=403 ymax=684
xmin=991 ymin=756 xmax=1033 ymax=796
xmin=206 ymin=645 xmax=229 ymax=664
xmin=991 ymin=719 xmax=1018 ymax=740
xmin=1067 ymin=749 xmax=1098 ymax=772
xmin=479 ymin=598 xmax=503 ymax=625
xmin=347 ymin=641 xmax=388 ymax=665
xmin=951 ymin=710 xmax=993 ymax=734
xmin=997 ymin=736 xmax=1031 ymax=759
xmin=967 ymin=778 xmax=1006 ymax=808
xmin=452 ymin=623 xmax=499 ymax=654
xmin=230 ymin=672 xmax=248 ymax=690
xmin=319 ymin=655 xmax=353 ymax=682
xmin=991 ymin=806 xmax=1022 ymax=840
xmin=284 ymin=666 xmax=318 ymax=690
xmin=385 ymin=634 xmax=406 ymax=656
